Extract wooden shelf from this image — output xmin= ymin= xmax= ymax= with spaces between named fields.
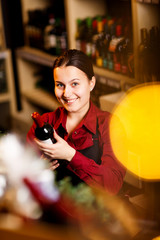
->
xmin=16 ymin=46 xmax=57 ymax=67
xmin=0 ymin=93 xmax=10 ymax=103
xmin=22 ymin=88 xmax=60 ymax=111
xmin=16 ymin=46 xmax=138 ymax=87
xmin=93 ymin=65 xmax=137 ymax=86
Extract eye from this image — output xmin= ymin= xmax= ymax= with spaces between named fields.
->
xmin=72 ymin=82 xmax=79 ymax=87
xmin=55 ymin=82 xmax=64 ymax=88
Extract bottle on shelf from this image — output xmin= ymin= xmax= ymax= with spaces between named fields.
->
xmin=85 ymin=17 xmax=93 ymax=58
xmin=74 ymin=14 xmax=134 ymax=77
xmin=108 ymin=20 xmax=116 ymax=71
xmin=95 ymin=17 xmax=104 ymax=67
xmin=75 ymin=18 xmax=82 ymax=51
xmin=113 ymin=20 xmax=125 ymax=73
xmin=91 ymin=18 xmax=98 ymax=64
xmin=59 ymin=18 xmax=68 ymax=54
xmin=31 ymin=112 xmax=55 ymax=144
xmin=148 ymin=26 xmax=160 ymax=81
xmin=101 ymin=17 xmax=111 ymax=69
xmin=55 ymin=18 xmax=62 ymax=56
xmin=26 ymin=9 xmax=45 ymax=50
xmin=80 ymin=19 xmax=87 ymax=54
xmin=138 ymin=28 xmax=149 ymax=82
xmin=120 ymin=24 xmax=131 ymax=76
xmin=43 ymin=13 xmax=57 ymax=55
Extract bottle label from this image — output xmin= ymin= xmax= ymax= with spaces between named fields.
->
xmin=108 ymin=60 xmax=114 ymax=70
xmin=114 ymin=62 xmax=121 ymax=72
xmin=103 ymin=58 xmax=108 ymax=68
xmin=96 ymin=57 xmax=103 ymax=67
xmin=60 ymin=35 xmax=67 ymax=50
xmin=109 ymin=37 xmax=124 ymax=52
xmin=49 ymin=35 xmax=56 ymax=47
xmin=42 ymin=139 xmax=53 ymax=144
xmin=121 ymin=65 xmax=128 ymax=75
xmin=86 ymin=43 xmax=92 ymax=56
xmin=44 ymin=35 xmax=50 ymax=50
xmin=91 ymin=44 xmax=96 ymax=58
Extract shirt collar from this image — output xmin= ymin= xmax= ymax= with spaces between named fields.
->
xmin=54 ymin=107 xmax=67 ymax=131
xmin=53 ymin=101 xmax=97 ymax=135
xmin=82 ymin=101 xmax=97 ymax=135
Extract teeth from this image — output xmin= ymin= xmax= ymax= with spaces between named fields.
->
xmin=66 ymin=99 xmax=76 ymax=103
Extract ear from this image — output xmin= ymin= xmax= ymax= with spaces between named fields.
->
xmin=90 ymin=76 xmax=96 ymax=91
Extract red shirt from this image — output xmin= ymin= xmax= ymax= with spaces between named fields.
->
xmin=27 ymin=101 xmax=126 ymax=195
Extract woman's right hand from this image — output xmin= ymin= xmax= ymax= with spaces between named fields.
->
xmin=40 ymin=154 xmax=60 ymax=170
xmin=49 ymin=159 xmax=60 ymax=170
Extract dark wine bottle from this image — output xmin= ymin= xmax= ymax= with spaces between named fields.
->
xmin=138 ymin=28 xmax=149 ymax=82
xmin=31 ymin=112 xmax=55 ymax=144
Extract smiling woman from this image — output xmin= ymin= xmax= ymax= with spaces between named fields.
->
xmin=27 ymin=49 xmax=126 ymax=195
xmin=54 ymin=66 xmax=95 ymax=121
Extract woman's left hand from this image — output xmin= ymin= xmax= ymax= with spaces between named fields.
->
xmin=34 ymin=130 xmax=76 ymax=162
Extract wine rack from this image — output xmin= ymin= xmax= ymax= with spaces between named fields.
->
xmin=11 ymin=0 xmax=159 ymax=126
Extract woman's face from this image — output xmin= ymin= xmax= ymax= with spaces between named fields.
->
xmin=54 ymin=66 xmax=95 ymax=114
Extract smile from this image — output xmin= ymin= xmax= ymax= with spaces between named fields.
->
xmin=63 ymin=98 xmax=78 ymax=103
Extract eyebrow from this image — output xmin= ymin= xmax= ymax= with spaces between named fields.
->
xmin=55 ymin=78 xmax=80 ymax=83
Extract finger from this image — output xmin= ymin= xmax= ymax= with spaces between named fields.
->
xmin=43 ymin=150 xmax=54 ymax=157
xmin=41 ymin=154 xmax=52 ymax=161
xmin=50 ymin=160 xmax=58 ymax=165
xmin=53 ymin=130 xmax=62 ymax=141
xmin=34 ymin=138 xmax=42 ymax=145
xmin=49 ymin=162 xmax=60 ymax=170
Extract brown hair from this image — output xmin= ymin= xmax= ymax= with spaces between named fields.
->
xmin=53 ymin=49 xmax=94 ymax=80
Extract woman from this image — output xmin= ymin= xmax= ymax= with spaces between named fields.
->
xmin=27 ymin=49 xmax=126 ymax=195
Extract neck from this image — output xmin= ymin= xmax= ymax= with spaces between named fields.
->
xmin=66 ymin=102 xmax=90 ymax=134
xmin=68 ymin=102 xmax=90 ymax=121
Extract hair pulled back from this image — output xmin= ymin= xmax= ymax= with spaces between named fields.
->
xmin=53 ymin=49 xmax=94 ymax=80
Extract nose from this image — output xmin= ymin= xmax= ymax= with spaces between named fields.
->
xmin=63 ymin=85 xmax=72 ymax=98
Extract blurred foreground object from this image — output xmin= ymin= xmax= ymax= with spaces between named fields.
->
xmin=110 ymin=83 xmax=160 ymax=180
xmin=0 ymin=134 xmax=159 ymax=240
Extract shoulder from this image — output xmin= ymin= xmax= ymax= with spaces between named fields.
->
xmin=92 ymin=102 xmax=111 ymax=125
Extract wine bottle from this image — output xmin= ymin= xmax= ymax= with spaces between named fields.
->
xmin=102 ymin=18 xmax=111 ymax=69
xmin=43 ymin=13 xmax=56 ymax=55
xmin=113 ymin=22 xmax=124 ymax=73
xmin=148 ymin=26 xmax=160 ymax=81
xmin=108 ymin=20 xmax=116 ymax=71
xmin=85 ymin=17 xmax=93 ymax=58
xmin=138 ymin=28 xmax=149 ymax=82
xmin=95 ymin=17 xmax=104 ymax=67
xmin=75 ymin=18 xmax=82 ymax=51
xmin=31 ymin=112 xmax=55 ymax=144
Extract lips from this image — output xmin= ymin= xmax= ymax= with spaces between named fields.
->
xmin=63 ymin=98 xmax=78 ymax=104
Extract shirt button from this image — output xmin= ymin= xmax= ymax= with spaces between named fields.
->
xmin=74 ymin=131 xmax=77 ymax=134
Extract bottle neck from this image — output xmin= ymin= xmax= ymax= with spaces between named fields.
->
xmin=116 ymin=24 xmax=122 ymax=38
xmin=32 ymin=112 xmax=44 ymax=128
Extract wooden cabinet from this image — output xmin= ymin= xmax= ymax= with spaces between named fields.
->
xmin=0 ymin=1 xmax=16 ymax=130
xmin=13 ymin=0 xmax=160 ymax=128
